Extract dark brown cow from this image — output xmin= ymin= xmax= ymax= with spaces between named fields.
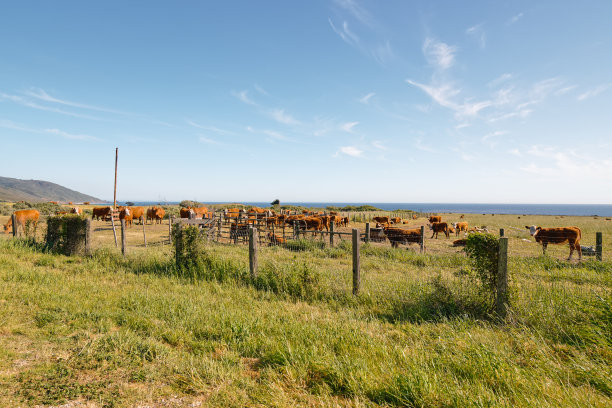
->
xmin=4 ymin=209 xmax=40 ymax=234
xmin=373 ymin=216 xmax=391 ymax=226
xmin=383 ymin=226 xmax=422 ymax=248
xmin=429 ymin=222 xmax=449 ymax=238
xmin=428 ymin=215 xmax=442 ymax=223
xmin=317 ymin=215 xmax=331 ymax=231
xmin=525 ymin=225 xmax=582 ymax=260
xmin=341 ymin=216 xmax=349 ymax=227
xmin=267 ymin=232 xmax=286 ymax=245
xmin=146 ymin=207 xmax=166 ymax=224
xmin=180 ymin=207 xmax=195 ymax=218
xmin=390 ymin=217 xmax=402 ymax=224
xmin=92 ymin=206 xmax=112 ymax=221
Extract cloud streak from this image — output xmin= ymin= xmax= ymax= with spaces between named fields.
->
xmin=422 ymin=38 xmax=457 ymax=70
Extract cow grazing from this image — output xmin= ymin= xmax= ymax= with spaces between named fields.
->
xmin=92 ymin=206 xmax=112 ymax=221
xmin=383 ymin=226 xmax=422 ymax=248
xmin=147 ymin=207 xmax=165 ymax=224
xmin=429 ymin=222 xmax=450 ymax=239
xmin=267 ymin=232 xmax=286 ymax=245
xmin=341 ymin=217 xmax=349 ymax=227
xmin=373 ymin=216 xmax=391 ymax=226
xmin=390 ymin=217 xmax=402 ymax=224
xmin=453 ymin=222 xmax=469 ymax=236
xmin=119 ymin=207 xmax=133 ymax=227
xmin=4 ymin=209 xmax=40 ymax=235
xmin=525 ymin=225 xmax=582 ymax=260
xmin=428 ymin=216 xmax=442 ymax=223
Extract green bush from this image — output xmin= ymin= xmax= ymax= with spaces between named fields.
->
xmin=464 ymin=233 xmax=500 ymax=310
xmin=13 ymin=201 xmax=64 ymax=215
xmin=179 ymin=200 xmax=203 ymax=208
xmin=45 ymin=215 xmax=90 ymax=256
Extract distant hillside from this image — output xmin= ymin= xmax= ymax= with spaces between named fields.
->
xmin=0 ymin=176 xmax=102 ymax=203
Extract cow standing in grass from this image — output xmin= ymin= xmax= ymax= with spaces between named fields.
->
xmin=4 ymin=209 xmax=40 ymax=235
xmin=526 ymin=225 xmax=582 ymax=260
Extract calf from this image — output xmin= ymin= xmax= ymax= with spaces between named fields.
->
xmin=525 ymin=225 xmax=582 ymax=260
xmin=429 ymin=222 xmax=449 ymax=239
xmin=453 ymin=222 xmax=469 ymax=236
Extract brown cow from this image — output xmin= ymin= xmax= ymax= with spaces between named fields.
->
xmin=180 ymin=207 xmax=195 ymax=218
xmin=525 ymin=225 xmax=582 ymax=260
xmin=267 ymin=232 xmax=286 ymax=245
xmin=230 ymin=223 xmax=250 ymax=242
xmin=147 ymin=207 xmax=166 ymax=224
xmin=383 ymin=226 xmax=422 ymax=248
xmin=390 ymin=217 xmax=402 ymax=224
xmin=4 ymin=209 xmax=40 ymax=235
xmin=119 ymin=207 xmax=133 ymax=227
xmin=317 ymin=215 xmax=331 ymax=231
xmin=373 ymin=216 xmax=391 ymax=226
xmin=341 ymin=216 xmax=349 ymax=227
xmin=428 ymin=216 xmax=442 ymax=223
xmin=192 ymin=206 xmax=209 ymax=219
xmin=129 ymin=206 xmax=145 ymax=224
xmin=453 ymin=222 xmax=468 ymax=236
xmin=429 ymin=222 xmax=449 ymax=238
xmin=92 ymin=206 xmax=112 ymax=221
xmin=71 ymin=207 xmax=82 ymax=215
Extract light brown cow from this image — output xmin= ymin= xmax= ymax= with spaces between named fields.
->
xmin=147 ymin=207 xmax=166 ymax=224
xmin=267 ymin=232 xmax=286 ymax=245
xmin=4 ymin=209 xmax=40 ymax=235
xmin=453 ymin=222 xmax=469 ymax=236
xmin=192 ymin=206 xmax=209 ymax=219
xmin=70 ymin=207 xmax=82 ymax=215
xmin=526 ymin=225 xmax=582 ymax=260
xmin=129 ymin=207 xmax=145 ymax=224
xmin=390 ymin=217 xmax=402 ymax=224
xmin=428 ymin=215 xmax=442 ymax=223
xmin=373 ymin=216 xmax=391 ymax=226
xmin=429 ymin=222 xmax=449 ymax=239
xmin=119 ymin=207 xmax=133 ymax=228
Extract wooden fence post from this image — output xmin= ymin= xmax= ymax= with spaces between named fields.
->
xmin=352 ymin=228 xmax=360 ymax=295
xmin=499 ymin=228 xmax=505 ymax=237
xmin=330 ymin=222 xmax=335 ymax=246
xmin=596 ymin=232 xmax=603 ymax=261
xmin=365 ymin=222 xmax=371 ymax=243
xmin=420 ymin=225 xmax=425 ymax=253
xmin=111 ymin=213 xmax=118 ymax=248
xmin=142 ymin=218 xmax=147 ymax=247
xmin=168 ymin=216 xmax=173 ymax=244
xmin=85 ymin=218 xmax=92 ymax=256
xmin=174 ymin=222 xmax=182 ymax=268
xmin=11 ymin=214 xmax=17 ymax=238
xmin=249 ymin=227 xmax=258 ymax=278
xmin=120 ymin=219 xmax=127 ymax=257
xmin=496 ymin=237 xmax=509 ymax=318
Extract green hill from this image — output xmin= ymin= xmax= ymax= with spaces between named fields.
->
xmin=0 ymin=176 xmax=102 ymax=203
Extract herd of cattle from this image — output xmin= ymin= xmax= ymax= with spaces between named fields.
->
xmin=1 ymin=205 xmax=586 ymax=260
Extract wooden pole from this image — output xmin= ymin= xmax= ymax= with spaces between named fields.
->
xmin=499 ymin=228 xmax=505 ymax=237
xmin=420 ymin=225 xmax=425 ymax=253
xmin=111 ymin=212 xmax=118 ymax=248
xmin=113 ymin=147 xmax=118 ymax=211
xmin=365 ymin=222 xmax=370 ymax=243
xmin=352 ymin=228 xmax=360 ymax=296
xmin=142 ymin=218 xmax=147 ymax=248
xmin=596 ymin=232 xmax=603 ymax=261
xmin=11 ymin=214 xmax=17 ymax=238
xmin=496 ymin=237 xmax=509 ymax=318
xmin=249 ymin=227 xmax=258 ymax=278
xmin=330 ymin=222 xmax=335 ymax=246
xmin=175 ymin=222 xmax=182 ymax=268
xmin=85 ymin=218 xmax=92 ymax=256
xmin=120 ymin=219 xmax=126 ymax=256
xmin=169 ymin=216 xmax=173 ymax=244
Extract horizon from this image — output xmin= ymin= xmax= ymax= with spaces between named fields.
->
xmin=1 ymin=1 xmax=611 ymax=204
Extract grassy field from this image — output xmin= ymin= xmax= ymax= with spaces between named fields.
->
xmin=0 ymin=209 xmax=611 ymax=407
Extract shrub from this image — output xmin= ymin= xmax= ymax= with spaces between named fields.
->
xmin=179 ymin=200 xmax=203 ymax=208
xmin=45 ymin=215 xmax=90 ymax=256
xmin=464 ymin=233 xmax=500 ymax=310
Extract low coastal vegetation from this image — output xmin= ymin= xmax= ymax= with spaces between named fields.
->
xmin=0 ymin=210 xmax=610 ymax=406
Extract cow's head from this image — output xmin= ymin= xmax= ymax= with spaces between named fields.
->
xmin=452 ymin=222 xmax=457 ymax=228
xmin=3 ymin=219 xmax=11 ymax=234
xmin=124 ymin=208 xmax=131 ymax=216
xmin=525 ymin=225 xmax=540 ymax=236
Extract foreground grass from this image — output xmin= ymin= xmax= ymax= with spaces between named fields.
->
xmin=0 ymin=238 xmax=610 ymax=407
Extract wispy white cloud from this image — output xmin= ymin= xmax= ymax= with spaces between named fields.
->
xmin=488 ymin=73 xmax=513 ymax=88
xmin=340 ymin=121 xmax=359 ymax=132
xmin=253 ymin=84 xmax=269 ymax=96
xmin=233 ymin=90 xmax=257 ymax=106
xmin=422 ymin=37 xmax=457 ymax=70
xmin=406 ymin=79 xmax=492 ymax=119
xmin=0 ymin=92 xmax=101 ymax=120
xmin=372 ymin=41 xmax=395 ymax=66
xmin=372 ymin=140 xmax=387 ymax=150
xmin=506 ymin=12 xmax=524 ymax=25
xmin=23 ymin=88 xmax=128 ymax=115
xmin=270 ymin=109 xmax=300 ymax=125
xmin=187 ymin=120 xmax=236 ymax=135
xmin=328 ymin=19 xmax=360 ymax=48
xmin=482 ymin=130 xmax=508 ymax=148
xmin=333 ymin=0 xmax=376 ymax=28
xmin=44 ymin=128 xmax=100 ymax=141
xmin=414 ymin=138 xmax=437 ymax=153
xmin=198 ymin=136 xmax=222 ymax=145
xmin=577 ymin=83 xmax=612 ymax=101
xmin=520 ymin=145 xmax=612 ymax=181
xmin=359 ymin=92 xmax=375 ymax=104
xmin=508 ymin=148 xmax=522 ymax=157
xmin=466 ymin=24 xmax=486 ymax=49
xmin=0 ymin=118 xmax=100 ymax=141
xmin=336 ymin=146 xmax=363 ymax=158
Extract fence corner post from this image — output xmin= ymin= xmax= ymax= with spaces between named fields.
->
xmin=120 ymin=219 xmax=127 ymax=257
xmin=352 ymin=228 xmax=360 ymax=295
xmin=85 ymin=218 xmax=92 ymax=256
xmin=596 ymin=232 xmax=603 ymax=261
xmin=249 ymin=226 xmax=258 ymax=278
xmin=365 ymin=222 xmax=370 ymax=243
xmin=420 ymin=225 xmax=425 ymax=253
xmin=499 ymin=228 xmax=505 ymax=237
xmin=496 ymin=237 xmax=509 ymax=318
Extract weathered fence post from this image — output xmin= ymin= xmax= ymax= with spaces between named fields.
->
xmin=111 ymin=213 xmax=118 ymax=248
xmin=11 ymin=214 xmax=17 ymax=238
xmin=142 ymin=218 xmax=147 ymax=247
xmin=168 ymin=216 xmax=173 ymax=244
xmin=352 ymin=228 xmax=360 ymax=295
xmin=85 ymin=218 xmax=92 ymax=256
xmin=174 ymin=222 xmax=182 ymax=267
xmin=249 ymin=226 xmax=258 ymax=278
xmin=596 ymin=232 xmax=603 ymax=261
xmin=499 ymin=228 xmax=505 ymax=237
xmin=365 ymin=222 xmax=370 ymax=243
xmin=420 ymin=225 xmax=425 ymax=253
xmin=330 ymin=222 xmax=335 ymax=246
xmin=120 ymin=219 xmax=127 ymax=256
xmin=496 ymin=237 xmax=509 ymax=318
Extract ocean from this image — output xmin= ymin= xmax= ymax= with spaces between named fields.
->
xmin=111 ymin=202 xmax=612 ymax=217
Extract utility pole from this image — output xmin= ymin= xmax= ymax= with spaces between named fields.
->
xmin=113 ymin=147 xmax=118 ymax=210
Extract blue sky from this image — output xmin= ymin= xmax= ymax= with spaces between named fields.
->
xmin=1 ymin=1 xmax=611 ymax=204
